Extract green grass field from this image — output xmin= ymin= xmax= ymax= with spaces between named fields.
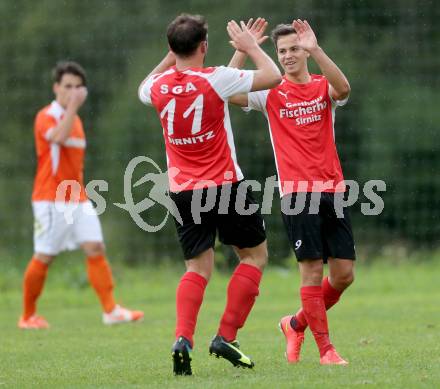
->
xmin=1 ymin=258 xmax=439 ymax=388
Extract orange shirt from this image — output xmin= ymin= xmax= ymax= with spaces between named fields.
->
xmin=32 ymin=101 xmax=88 ymax=202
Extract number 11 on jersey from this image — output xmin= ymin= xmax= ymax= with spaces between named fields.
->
xmin=160 ymin=94 xmax=204 ymax=136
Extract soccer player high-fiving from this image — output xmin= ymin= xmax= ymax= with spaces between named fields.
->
xmin=229 ymin=19 xmax=355 ymax=365
xmin=138 ymin=14 xmax=281 ymax=375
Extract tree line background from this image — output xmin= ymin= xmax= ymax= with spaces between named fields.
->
xmin=0 ymin=0 xmax=438 ymax=267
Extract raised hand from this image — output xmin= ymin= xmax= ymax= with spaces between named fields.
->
xmin=292 ymin=19 xmax=318 ymax=52
xmin=246 ymin=17 xmax=269 ymax=45
xmin=227 ymin=20 xmax=259 ymax=53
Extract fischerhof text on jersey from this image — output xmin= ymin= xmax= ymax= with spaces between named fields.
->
xmin=279 ymin=95 xmax=327 ymax=125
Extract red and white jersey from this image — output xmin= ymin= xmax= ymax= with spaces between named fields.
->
xmin=139 ymin=66 xmax=254 ymax=192
xmin=247 ymin=74 xmax=347 ymax=196
xmin=32 ymin=101 xmax=88 ymax=202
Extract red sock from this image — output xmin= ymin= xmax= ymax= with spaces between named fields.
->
xmin=292 ymin=277 xmax=343 ymax=331
xmin=22 ymin=258 xmax=49 ymax=319
xmin=218 ymin=263 xmax=262 ymax=342
xmin=300 ymin=286 xmax=333 ymax=356
xmin=175 ymin=272 xmax=208 ymax=347
xmin=322 ymin=276 xmax=343 ymax=308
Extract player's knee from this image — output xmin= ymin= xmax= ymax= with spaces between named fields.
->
xmin=34 ymin=253 xmax=55 ymax=265
xmin=343 ymin=271 xmax=355 ymax=287
xmin=237 ymin=242 xmax=268 ymax=270
xmin=252 ymin=249 xmax=268 ymax=270
xmin=300 ymin=259 xmax=324 ymax=285
xmin=302 ymin=272 xmax=323 ymax=286
xmin=333 ymin=270 xmax=354 ymax=289
xmin=185 ymin=249 xmax=214 ymax=281
xmin=197 ymin=268 xmax=213 ymax=281
xmin=186 ymin=264 xmax=213 ymax=281
xmin=83 ymin=242 xmax=105 ymax=257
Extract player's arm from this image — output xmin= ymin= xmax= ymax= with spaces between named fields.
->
xmin=228 ymin=94 xmax=249 ymax=107
xmin=143 ymin=51 xmax=176 ymax=81
xmin=293 ymin=19 xmax=350 ymax=101
xmin=227 ymin=18 xmax=269 ymax=107
xmin=227 ymin=20 xmax=281 ymax=91
xmin=138 ymin=52 xmax=175 ymax=105
xmin=47 ymin=87 xmax=87 ymax=144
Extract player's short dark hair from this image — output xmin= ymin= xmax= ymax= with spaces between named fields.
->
xmin=271 ymin=24 xmax=297 ymax=49
xmin=167 ymin=14 xmax=208 ymax=57
xmin=52 ymin=61 xmax=87 ymax=86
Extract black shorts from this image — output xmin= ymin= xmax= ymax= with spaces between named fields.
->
xmin=281 ymin=192 xmax=356 ymax=262
xmin=170 ymin=181 xmax=266 ymax=259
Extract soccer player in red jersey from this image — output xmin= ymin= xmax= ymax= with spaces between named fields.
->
xmin=138 ymin=14 xmax=281 ymax=375
xmin=18 ymin=62 xmax=143 ymax=329
xmin=229 ymin=19 xmax=354 ymax=365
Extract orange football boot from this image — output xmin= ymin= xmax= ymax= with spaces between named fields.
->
xmin=320 ymin=347 xmax=349 ymax=365
xmin=279 ymin=315 xmax=305 ymax=363
xmin=102 ymin=304 xmax=144 ymax=325
xmin=18 ymin=315 xmax=50 ymax=329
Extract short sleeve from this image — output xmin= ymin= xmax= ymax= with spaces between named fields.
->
xmin=207 ymin=66 xmax=254 ymax=100
xmin=326 ymin=77 xmax=349 ymax=107
xmin=138 ymin=75 xmax=156 ymax=106
xmin=330 ymin=95 xmax=349 ymax=107
xmin=35 ymin=112 xmax=56 ymax=140
xmin=139 ymin=69 xmax=176 ymax=106
xmin=246 ymin=90 xmax=269 ymax=113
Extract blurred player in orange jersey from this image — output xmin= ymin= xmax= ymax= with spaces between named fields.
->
xmin=18 ymin=61 xmax=144 ymax=329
